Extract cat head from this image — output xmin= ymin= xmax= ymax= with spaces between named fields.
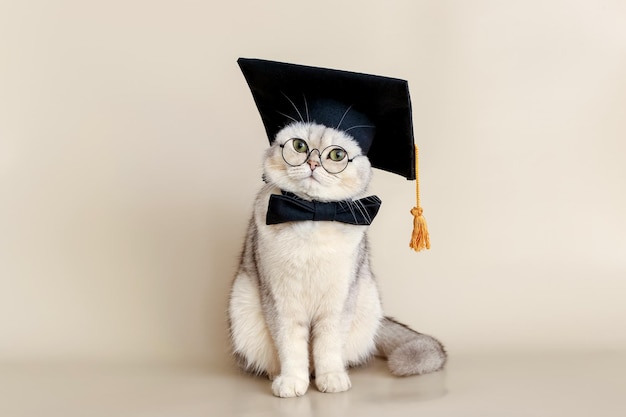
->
xmin=263 ymin=122 xmax=373 ymax=202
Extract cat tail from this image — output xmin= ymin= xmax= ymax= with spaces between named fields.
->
xmin=375 ymin=317 xmax=447 ymax=376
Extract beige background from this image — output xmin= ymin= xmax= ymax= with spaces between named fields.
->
xmin=1 ymin=0 xmax=625 ymax=369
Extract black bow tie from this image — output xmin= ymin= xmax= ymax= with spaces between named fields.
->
xmin=266 ymin=191 xmax=382 ymax=226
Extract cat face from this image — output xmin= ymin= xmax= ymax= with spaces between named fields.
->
xmin=263 ymin=122 xmax=372 ymax=202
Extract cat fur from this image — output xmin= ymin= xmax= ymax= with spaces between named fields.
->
xmin=228 ymin=122 xmax=446 ymax=397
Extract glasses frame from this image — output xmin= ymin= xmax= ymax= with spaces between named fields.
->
xmin=279 ymin=138 xmax=357 ymax=174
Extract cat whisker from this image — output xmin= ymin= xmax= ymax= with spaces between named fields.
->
xmin=344 ymin=124 xmax=375 ymax=133
xmin=303 ymin=94 xmax=310 ymax=123
xmin=336 ymin=104 xmax=354 ymax=130
xmin=345 ymin=200 xmax=358 ymax=224
xmin=288 ymin=166 xmax=311 ymax=179
xmin=281 ymin=92 xmax=304 ymax=123
xmin=353 ymin=199 xmax=371 ymax=225
xmin=365 ymin=196 xmax=382 ymax=204
xmin=367 ymin=196 xmax=380 ymax=207
xmin=277 ymin=111 xmax=299 ymax=123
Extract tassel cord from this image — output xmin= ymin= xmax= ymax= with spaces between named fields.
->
xmin=409 ymin=145 xmax=431 ymax=252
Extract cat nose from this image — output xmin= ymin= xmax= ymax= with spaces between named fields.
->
xmin=308 ymin=159 xmax=320 ymax=170
xmin=307 ymin=151 xmax=321 ymax=171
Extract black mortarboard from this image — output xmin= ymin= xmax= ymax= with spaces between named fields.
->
xmin=238 ymin=58 xmax=430 ymax=251
xmin=237 ymin=58 xmax=416 ymax=180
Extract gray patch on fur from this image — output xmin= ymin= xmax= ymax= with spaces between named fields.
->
xmin=375 ymin=317 xmax=447 ymax=376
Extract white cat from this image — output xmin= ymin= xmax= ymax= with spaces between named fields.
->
xmin=228 ymin=121 xmax=446 ymax=398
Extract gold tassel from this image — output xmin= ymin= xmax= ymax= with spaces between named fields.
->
xmin=409 ymin=145 xmax=431 ymax=252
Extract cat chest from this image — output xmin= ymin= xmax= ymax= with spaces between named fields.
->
xmin=257 ymin=221 xmax=365 ymax=281
xmin=261 ymin=221 xmax=363 ymax=253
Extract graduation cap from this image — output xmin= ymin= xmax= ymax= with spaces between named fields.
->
xmin=238 ymin=57 xmax=430 ymax=251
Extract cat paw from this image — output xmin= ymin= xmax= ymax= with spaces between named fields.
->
xmin=315 ymin=371 xmax=352 ymax=393
xmin=271 ymin=375 xmax=309 ymax=397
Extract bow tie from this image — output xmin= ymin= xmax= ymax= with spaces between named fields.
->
xmin=266 ymin=191 xmax=382 ymax=226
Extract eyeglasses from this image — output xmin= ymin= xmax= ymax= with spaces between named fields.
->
xmin=280 ymin=138 xmax=356 ymax=174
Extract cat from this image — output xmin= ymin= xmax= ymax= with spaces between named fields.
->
xmin=228 ymin=121 xmax=446 ymax=397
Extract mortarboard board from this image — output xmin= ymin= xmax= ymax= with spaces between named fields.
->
xmin=237 ymin=58 xmax=430 ymax=251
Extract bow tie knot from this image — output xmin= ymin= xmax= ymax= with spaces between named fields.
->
xmin=266 ymin=191 xmax=382 ymax=226
xmin=312 ymin=201 xmax=337 ymax=221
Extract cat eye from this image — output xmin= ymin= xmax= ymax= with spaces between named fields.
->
xmin=280 ymin=138 xmax=356 ymax=174
xmin=328 ymin=148 xmax=346 ymax=162
xmin=291 ymin=139 xmax=309 ymax=153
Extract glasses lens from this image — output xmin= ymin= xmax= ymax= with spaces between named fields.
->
xmin=282 ymin=139 xmax=309 ymax=166
xmin=320 ymin=146 xmax=349 ymax=174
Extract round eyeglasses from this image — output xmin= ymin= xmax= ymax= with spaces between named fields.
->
xmin=280 ymin=138 xmax=356 ymax=174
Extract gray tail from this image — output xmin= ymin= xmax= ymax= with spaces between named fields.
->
xmin=375 ymin=317 xmax=447 ymax=376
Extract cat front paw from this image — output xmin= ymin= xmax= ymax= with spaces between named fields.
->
xmin=271 ymin=374 xmax=309 ymax=397
xmin=315 ymin=371 xmax=352 ymax=393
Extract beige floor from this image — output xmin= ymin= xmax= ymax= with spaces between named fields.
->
xmin=1 ymin=351 xmax=624 ymax=417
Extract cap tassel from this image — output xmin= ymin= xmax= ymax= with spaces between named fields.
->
xmin=409 ymin=145 xmax=430 ymax=252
